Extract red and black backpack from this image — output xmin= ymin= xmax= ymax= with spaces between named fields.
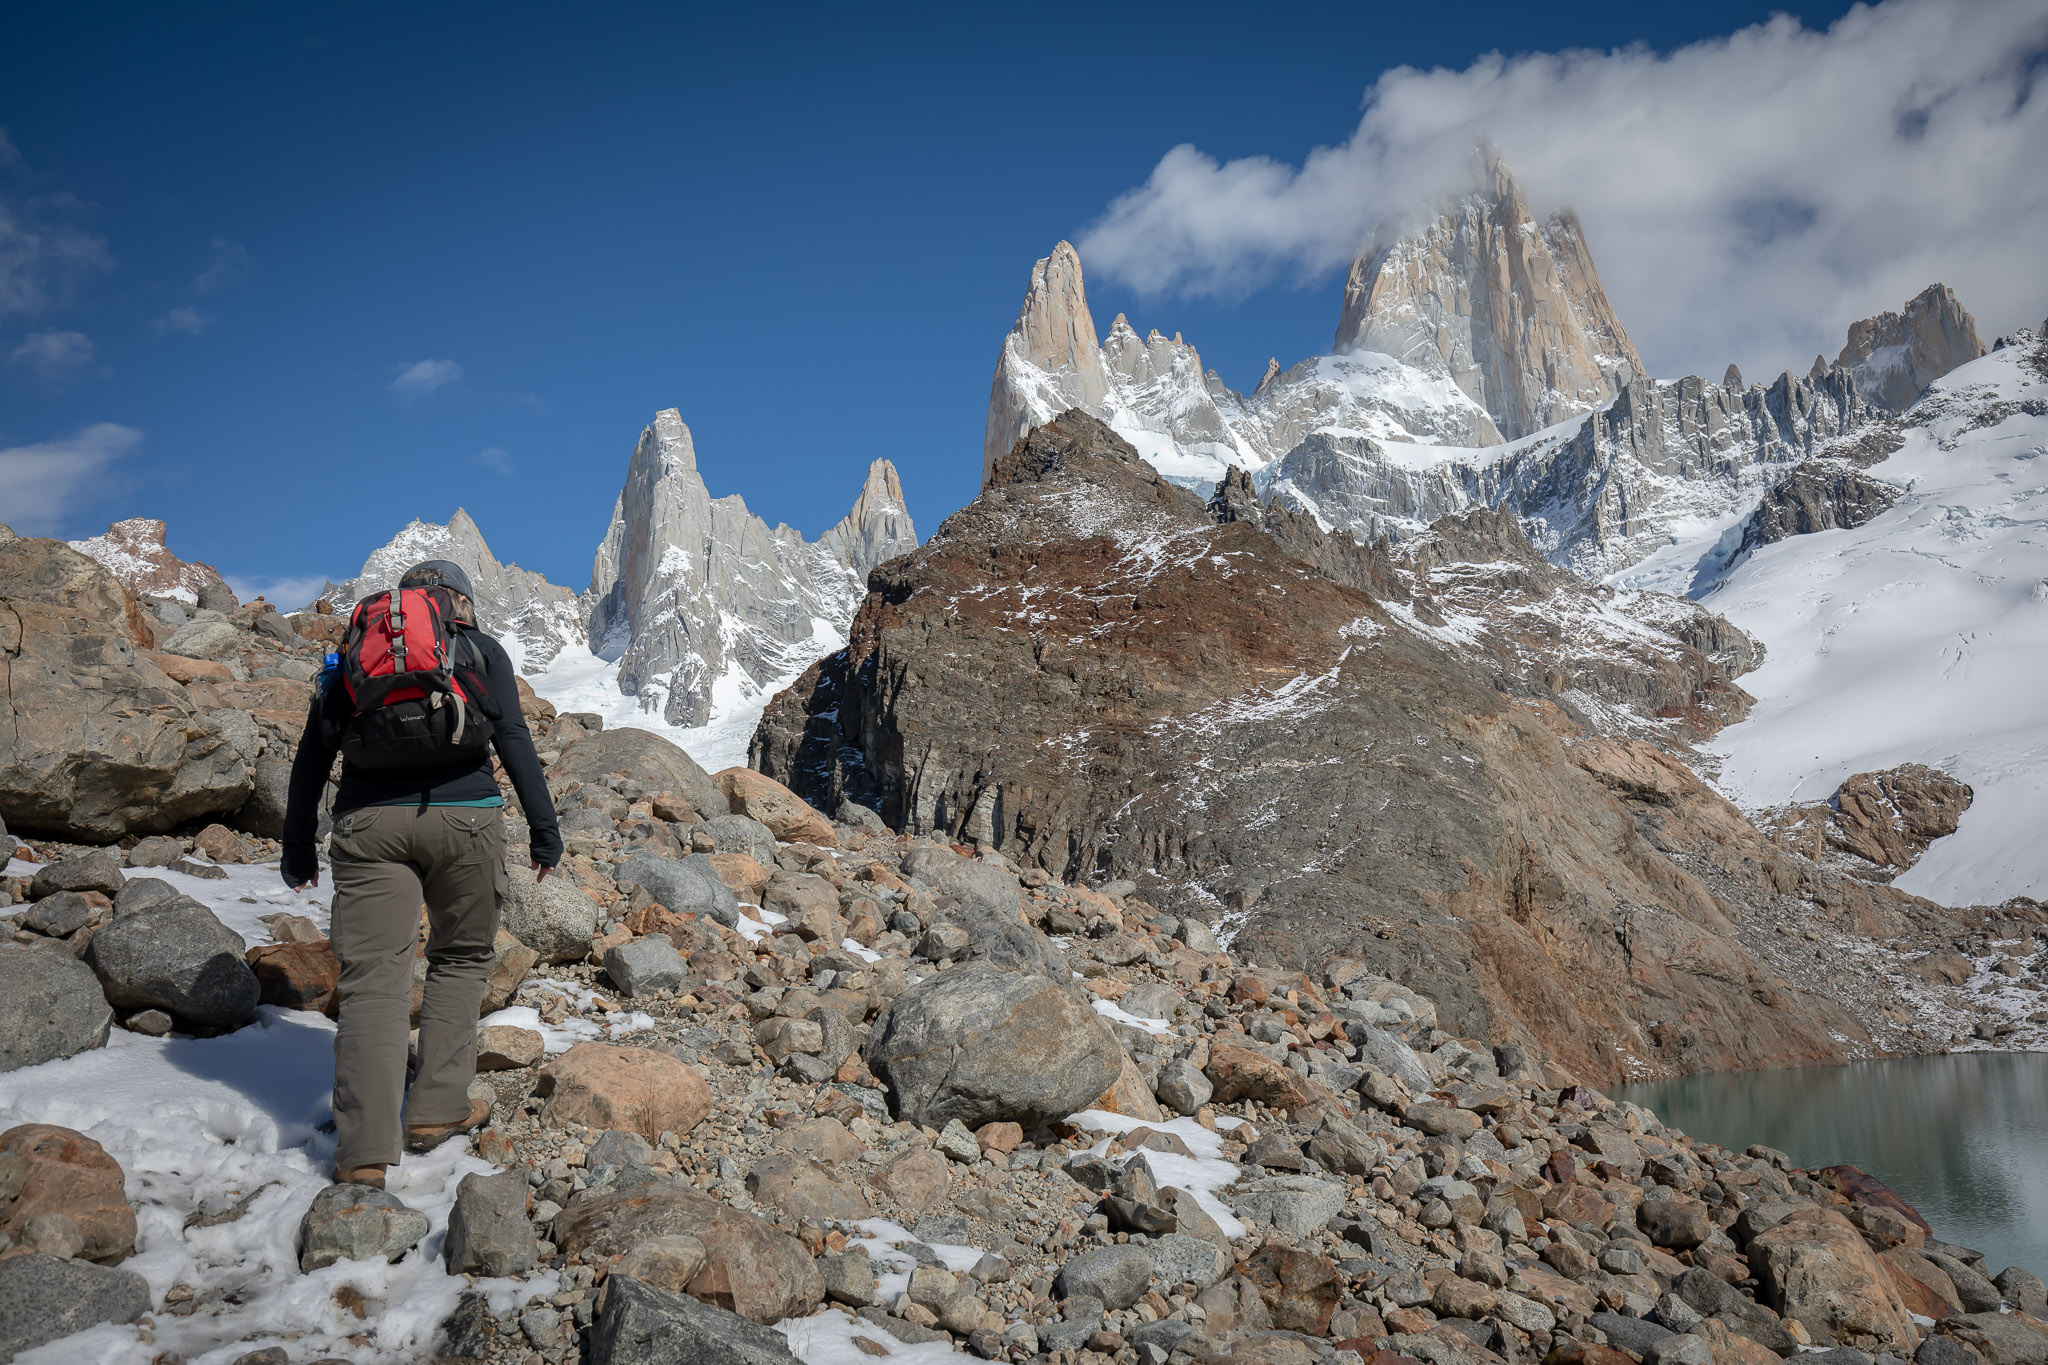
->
xmin=334 ymin=585 xmax=496 ymax=771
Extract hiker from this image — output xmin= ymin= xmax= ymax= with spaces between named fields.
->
xmin=281 ymin=560 xmax=561 ymax=1187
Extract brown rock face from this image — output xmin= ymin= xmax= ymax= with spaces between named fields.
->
xmin=755 ymin=411 xmax=1914 ymax=1083
xmin=0 ymin=1124 xmax=137 ymax=1264
xmin=0 ymin=538 xmax=252 ymax=838
xmin=537 ymin=1042 xmax=712 ymax=1140
xmin=1837 ymin=283 xmax=1986 ymax=412
xmin=1334 ymin=149 xmax=1643 ymax=440
xmin=246 ymin=940 xmax=341 ymax=1015
xmin=1768 ymin=764 xmax=1973 ymax=874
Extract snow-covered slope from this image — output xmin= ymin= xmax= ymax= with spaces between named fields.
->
xmin=1700 ymin=333 xmax=2048 ymax=905
xmin=579 ymin=410 xmax=916 ymax=740
xmin=986 ymin=156 xmax=1980 ymax=583
xmin=319 ymin=509 xmax=585 ymax=673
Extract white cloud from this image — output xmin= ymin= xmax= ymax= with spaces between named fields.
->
xmin=7 ymin=329 xmax=95 ymax=384
xmin=194 ymin=237 xmax=253 ymax=294
xmin=153 ymin=306 xmax=213 ymax=336
xmin=1076 ymin=0 xmax=2048 ymax=382
xmin=0 ymin=422 xmax=143 ymax=534
xmin=0 ymin=128 xmax=112 ymax=322
xmin=475 ymin=446 xmax=513 ymax=476
xmin=223 ymin=573 xmax=330 ymax=612
xmin=389 ymin=358 xmax=463 ymax=398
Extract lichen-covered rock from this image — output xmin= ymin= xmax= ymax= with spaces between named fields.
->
xmin=863 ymin=962 xmax=1121 ymax=1129
xmin=502 ymin=865 xmax=602 ymax=963
xmin=84 ymin=893 xmax=260 ymax=1031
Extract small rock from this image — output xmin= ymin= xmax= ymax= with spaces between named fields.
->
xmin=162 ymin=618 xmax=240 ymax=660
xmin=614 ymin=851 xmax=740 ymax=929
xmin=745 ymin=1155 xmax=869 ymax=1221
xmin=1055 ymin=1244 xmax=1153 ymax=1311
xmin=1231 ymin=1175 xmax=1346 ymax=1235
xmin=192 ymin=822 xmax=254 ymax=864
xmin=554 ymin=1184 xmax=822 ymax=1323
xmin=28 ymin=850 xmax=125 ymax=900
xmin=1155 ymin=1057 xmax=1213 ymax=1116
xmin=755 ymin=1016 xmax=824 ymax=1062
xmin=297 ymin=1183 xmax=429 ymax=1271
xmin=504 ymin=865 xmax=604 ymax=964
xmin=476 ymin=1024 xmax=546 ymax=1071
xmin=934 ymin=1119 xmax=981 ymax=1163
xmin=605 ymin=937 xmax=687 ymax=997
xmin=20 ymin=891 xmax=95 ymax=938
xmin=124 ymin=836 xmax=186 ymax=869
xmin=124 ymin=1010 xmax=174 ymax=1036
xmin=611 ymin=1235 xmax=710 ymax=1295
xmin=715 ymin=768 xmax=837 ymax=847
xmin=538 ymin=1042 xmax=712 ymax=1140
xmin=1150 ymin=1231 xmax=1230 ymax=1290
xmin=444 ymin=1168 xmax=535 ymax=1277
xmin=0 ymin=1254 xmax=153 ymax=1361
xmin=246 ymin=940 xmax=341 ymax=1015
xmin=820 ymin=1251 xmax=879 ymax=1307
xmin=1640 ymin=1197 xmax=1713 ymax=1251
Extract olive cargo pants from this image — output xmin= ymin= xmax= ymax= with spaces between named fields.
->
xmin=328 ymin=803 xmax=505 ymax=1169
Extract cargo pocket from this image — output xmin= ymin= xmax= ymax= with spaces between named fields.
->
xmin=441 ymin=808 xmax=497 ymax=866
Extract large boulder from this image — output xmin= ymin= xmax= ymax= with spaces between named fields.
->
xmin=83 ymin=893 xmax=261 ymax=1031
xmin=863 ymin=962 xmax=1123 ymax=1129
xmin=0 ymin=946 xmax=113 ymax=1071
xmin=1749 ymin=1207 xmax=1919 ymax=1353
xmin=27 ymin=849 xmax=124 ymax=899
xmin=0 ymin=1254 xmax=152 ymax=1362
xmin=0 ymin=1124 xmax=138 ymax=1263
xmin=589 ymin=1275 xmax=804 ymax=1365
xmin=0 ymin=537 xmax=252 ymax=838
xmin=715 ymin=768 xmax=836 ymax=847
xmin=501 ymin=864 xmax=603 ymax=963
xmin=613 ymin=852 xmax=740 ymax=927
xmin=552 ymin=727 xmax=726 ymax=825
xmin=554 ymin=1184 xmax=823 ymax=1324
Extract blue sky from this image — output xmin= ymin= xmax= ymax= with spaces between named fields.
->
xmin=3 ymin=0 xmax=1946 ymax=599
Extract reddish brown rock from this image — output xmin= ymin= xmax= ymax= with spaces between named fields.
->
xmin=145 ymin=652 xmax=235 ymax=684
xmin=537 ymin=1042 xmax=712 ymax=1140
xmin=0 ymin=1124 xmax=137 ymax=1263
xmin=475 ymin=1024 xmax=546 ymax=1071
xmin=715 ymin=768 xmax=836 ymax=848
xmin=1242 ymin=1245 xmax=1343 ymax=1335
xmin=246 ymin=940 xmax=340 ymax=1015
xmin=874 ymin=1147 xmax=949 ymax=1214
xmin=705 ymin=852 xmax=771 ymax=903
xmin=1203 ymin=1044 xmax=1319 ymax=1115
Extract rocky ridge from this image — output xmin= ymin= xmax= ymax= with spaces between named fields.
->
xmin=752 ymin=412 xmax=2042 ymax=1088
xmin=67 ymin=517 xmax=228 ymax=605
xmin=585 ymin=411 xmax=918 ymax=729
xmin=319 ymin=507 xmax=586 ymax=671
xmin=3 ymin=745 xmax=2043 ymax=1363
xmin=983 ymin=161 xmax=1986 ymax=583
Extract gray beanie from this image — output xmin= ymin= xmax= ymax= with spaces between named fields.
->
xmin=399 ymin=559 xmax=476 ymax=603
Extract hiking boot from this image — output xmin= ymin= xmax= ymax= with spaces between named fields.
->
xmin=404 ymin=1094 xmax=493 ymax=1153
xmin=332 ymin=1164 xmax=388 ymax=1189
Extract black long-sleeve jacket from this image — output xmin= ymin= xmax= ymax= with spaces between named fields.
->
xmin=280 ymin=625 xmax=561 ymax=882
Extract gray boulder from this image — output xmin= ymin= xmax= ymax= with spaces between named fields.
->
xmin=900 ymin=845 xmax=1021 ymax=913
xmin=1231 ymin=1175 xmax=1346 ymax=1234
xmin=0 ymin=946 xmax=113 ymax=1071
xmin=84 ymin=894 xmax=260 ymax=1030
xmin=933 ymin=896 xmax=1068 ymax=980
xmin=589 ymin=1275 xmax=803 ymax=1365
xmin=1054 ymin=1244 xmax=1153 ymax=1310
xmin=1155 ymin=1058 xmax=1213 ymax=1117
xmin=112 ymin=876 xmax=183 ymax=915
xmin=1150 ymin=1232 xmax=1229 ymax=1290
xmin=501 ymin=865 xmax=602 ymax=963
xmin=20 ymin=891 xmax=95 ymax=938
xmin=161 ymin=618 xmax=240 ymax=660
xmin=28 ymin=850 xmax=124 ymax=900
xmin=614 ymin=852 xmax=739 ymax=928
xmin=298 ymin=1183 xmax=430 ymax=1271
xmin=444 ymin=1168 xmax=535 ymax=1277
xmin=550 ymin=726 xmax=728 ymax=824
xmin=0 ymin=1254 xmax=153 ymax=1361
xmin=604 ymin=938 xmax=687 ymax=997
xmin=703 ymin=814 xmax=776 ymax=868
xmin=864 ymin=963 xmax=1121 ymax=1129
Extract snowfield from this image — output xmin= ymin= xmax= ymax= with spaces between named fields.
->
xmin=1699 ymin=339 xmax=2048 ymax=906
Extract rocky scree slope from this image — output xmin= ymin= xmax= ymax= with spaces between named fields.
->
xmin=4 ymin=730 xmax=2044 ymax=1364
xmin=749 ymin=412 xmax=2008 ymax=1086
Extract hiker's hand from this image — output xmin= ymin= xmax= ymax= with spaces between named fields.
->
xmin=284 ymin=869 xmax=319 ymax=891
xmin=532 ymin=860 xmax=552 ymax=882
